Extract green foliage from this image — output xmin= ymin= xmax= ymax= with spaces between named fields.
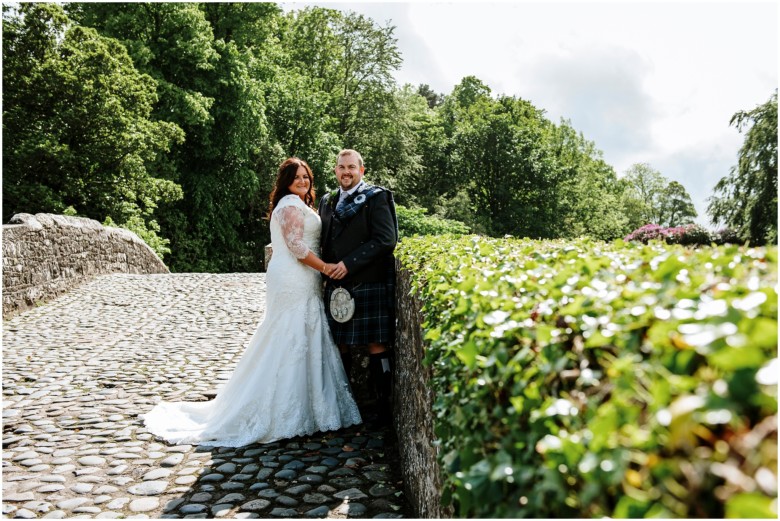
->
xmin=620 ymin=163 xmax=697 ymax=230
xmin=417 ymin=83 xmax=444 ymax=109
xmin=396 ymin=205 xmax=469 ymax=238
xmin=69 ymin=2 xmax=277 ymax=272
xmin=620 ymin=163 xmax=665 ymax=229
xmin=411 ymin=76 xmax=635 ymax=241
xmin=549 ymin=120 xmax=630 ymax=240
xmin=4 ymin=3 xmax=709 ymax=272
xmin=104 ymin=214 xmax=170 ymax=259
xmin=2 ymin=3 xmax=184 ymax=241
xmin=392 ymin=86 xmax=447 ymax=210
xmin=708 ymin=91 xmax=778 ymax=246
xmin=658 ymin=181 xmax=697 ymax=227
xmin=397 ymin=235 xmax=777 ymax=518
xmin=62 ymin=3 xmax=410 ymax=271
xmin=446 ymin=81 xmax=566 ymax=238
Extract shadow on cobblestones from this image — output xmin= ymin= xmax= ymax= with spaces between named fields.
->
xmin=152 ymin=421 xmax=409 ymax=519
xmin=2 ymin=274 xmax=411 ymax=519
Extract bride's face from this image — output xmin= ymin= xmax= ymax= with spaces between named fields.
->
xmin=288 ymin=166 xmax=311 ymax=200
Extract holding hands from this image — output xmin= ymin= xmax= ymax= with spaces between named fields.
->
xmin=323 ymin=261 xmax=348 ymax=280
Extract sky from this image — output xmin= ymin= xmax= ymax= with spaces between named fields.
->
xmin=280 ymin=0 xmax=778 ymax=226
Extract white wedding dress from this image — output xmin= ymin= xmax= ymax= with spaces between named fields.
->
xmin=143 ymin=194 xmax=361 ymax=447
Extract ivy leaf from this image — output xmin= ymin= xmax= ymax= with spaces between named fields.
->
xmin=725 ymin=493 xmax=777 ymax=518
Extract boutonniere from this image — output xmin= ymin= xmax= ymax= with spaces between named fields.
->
xmin=328 ymin=188 xmax=339 ymax=209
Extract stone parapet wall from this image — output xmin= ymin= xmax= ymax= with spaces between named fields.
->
xmin=393 ymin=261 xmax=452 ymax=518
xmin=2 ymin=213 xmax=168 ymax=317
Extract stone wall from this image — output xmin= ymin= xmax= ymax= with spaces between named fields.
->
xmin=2 ymin=213 xmax=169 ymax=317
xmin=393 ymin=262 xmax=452 ymax=518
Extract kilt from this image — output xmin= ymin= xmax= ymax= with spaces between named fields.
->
xmin=325 ymin=281 xmax=393 ymax=346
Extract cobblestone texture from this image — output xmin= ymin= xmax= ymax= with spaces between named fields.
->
xmin=3 ymin=273 xmax=409 ymax=519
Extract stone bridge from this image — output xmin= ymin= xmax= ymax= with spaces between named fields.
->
xmin=2 ymin=215 xmax=446 ymax=519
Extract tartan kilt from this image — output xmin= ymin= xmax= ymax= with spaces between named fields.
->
xmin=325 ymin=281 xmax=393 ymax=346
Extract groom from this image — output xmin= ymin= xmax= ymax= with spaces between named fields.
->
xmin=319 ymin=149 xmax=398 ymax=426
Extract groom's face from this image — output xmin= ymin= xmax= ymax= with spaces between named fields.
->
xmin=334 ymin=153 xmax=365 ymax=191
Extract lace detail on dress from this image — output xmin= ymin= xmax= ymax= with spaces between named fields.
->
xmin=275 ymin=204 xmax=309 ymax=259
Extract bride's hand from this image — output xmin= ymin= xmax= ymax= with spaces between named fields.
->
xmin=322 ymin=263 xmax=335 ymax=276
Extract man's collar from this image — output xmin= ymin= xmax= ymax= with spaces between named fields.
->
xmin=340 ymin=180 xmax=365 ymax=197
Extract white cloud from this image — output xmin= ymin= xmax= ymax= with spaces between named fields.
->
xmin=519 ymin=42 xmax=657 ymax=158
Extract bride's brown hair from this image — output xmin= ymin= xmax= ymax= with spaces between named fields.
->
xmin=267 ymin=158 xmax=316 ymax=218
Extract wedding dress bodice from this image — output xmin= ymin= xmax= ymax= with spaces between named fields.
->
xmin=267 ymin=195 xmax=323 ymax=301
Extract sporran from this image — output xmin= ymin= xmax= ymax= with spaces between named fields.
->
xmin=329 ymin=286 xmax=355 ymax=323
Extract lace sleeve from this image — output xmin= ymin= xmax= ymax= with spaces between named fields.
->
xmin=276 ymin=205 xmax=310 ymax=259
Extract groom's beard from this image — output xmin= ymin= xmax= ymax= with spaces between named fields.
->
xmin=337 ymin=174 xmax=361 ymax=191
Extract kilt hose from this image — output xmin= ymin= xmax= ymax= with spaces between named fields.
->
xmin=325 ymin=281 xmax=393 ymax=346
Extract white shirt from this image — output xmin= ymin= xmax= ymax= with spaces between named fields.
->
xmin=338 ymin=180 xmax=365 ymax=205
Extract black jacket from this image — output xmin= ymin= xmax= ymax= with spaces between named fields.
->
xmin=319 ymin=187 xmax=397 ymax=284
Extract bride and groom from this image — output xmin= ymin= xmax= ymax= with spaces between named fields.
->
xmin=143 ymin=149 xmax=398 ymax=447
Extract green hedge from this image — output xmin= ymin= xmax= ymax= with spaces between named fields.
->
xmin=396 ymin=235 xmax=777 ymax=518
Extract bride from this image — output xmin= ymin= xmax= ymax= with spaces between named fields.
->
xmin=143 ymin=158 xmax=361 ymax=447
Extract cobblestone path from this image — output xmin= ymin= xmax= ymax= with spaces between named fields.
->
xmin=3 ymin=274 xmax=409 ymax=519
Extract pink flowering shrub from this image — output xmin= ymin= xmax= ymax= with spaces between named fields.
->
xmin=669 ymin=224 xmax=713 ymax=245
xmin=625 ymin=223 xmax=719 ymax=246
xmin=623 ymin=224 xmax=669 ymax=243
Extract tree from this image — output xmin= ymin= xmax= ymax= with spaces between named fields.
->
xmin=619 ymin=163 xmax=666 ymax=228
xmin=550 ymin=120 xmax=629 ymax=240
xmin=279 ymin=7 xmax=409 ymax=192
xmin=708 ymin=91 xmax=777 ymax=245
xmin=618 ymin=163 xmax=697 ymax=230
xmin=329 ymin=10 xmax=402 ymax=147
xmin=201 ymin=2 xmax=280 ymax=49
xmin=409 ymin=77 xmax=636 ymax=241
xmin=657 ymin=180 xmax=697 ymax=227
xmin=448 ymin=86 xmax=562 ymax=237
xmin=417 ymin=83 xmax=444 ymax=109
xmin=282 ymin=6 xmax=341 ymax=91
xmin=70 ymin=2 xmax=278 ymax=271
xmin=2 ymin=3 xmax=184 ymax=257
xmin=262 ymin=66 xmax=339 ymax=191
xmin=393 ymin=85 xmax=447 ymax=210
